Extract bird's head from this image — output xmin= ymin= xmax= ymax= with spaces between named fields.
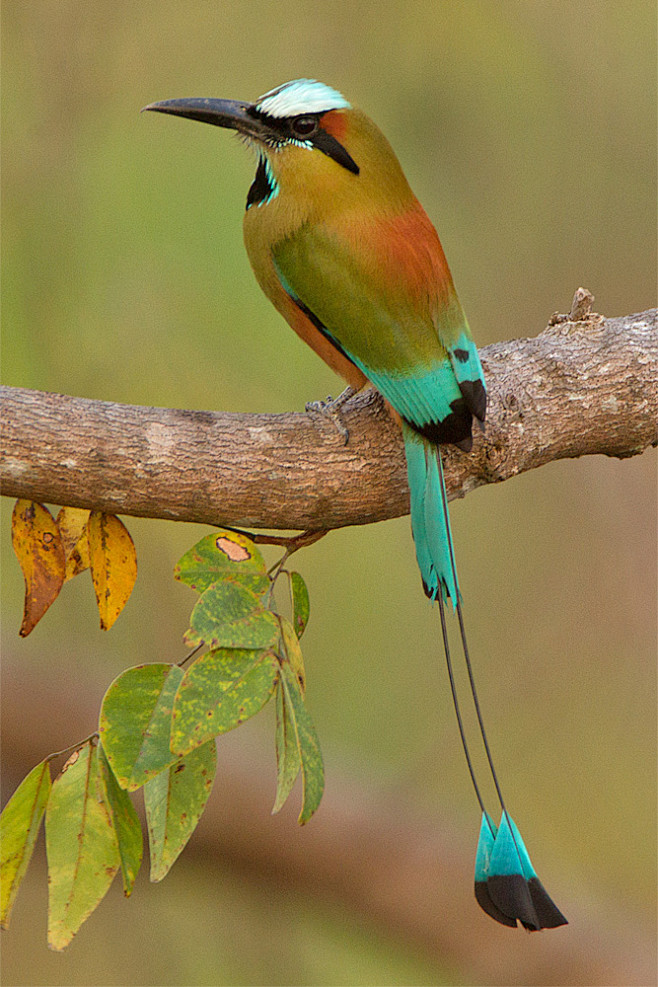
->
xmin=143 ymin=79 xmax=412 ymax=212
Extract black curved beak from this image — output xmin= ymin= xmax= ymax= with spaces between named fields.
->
xmin=142 ymin=98 xmax=264 ymax=140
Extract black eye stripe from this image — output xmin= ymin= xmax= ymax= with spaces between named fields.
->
xmin=245 ymin=107 xmax=359 ymax=174
xmin=312 ymin=129 xmax=359 ymax=174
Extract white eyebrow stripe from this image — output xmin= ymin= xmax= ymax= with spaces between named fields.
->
xmin=255 ymin=79 xmax=350 ymax=118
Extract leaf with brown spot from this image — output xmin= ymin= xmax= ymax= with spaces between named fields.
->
xmin=56 ymin=507 xmax=90 ymax=581
xmin=11 ymin=500 xmax=66 ymax=636
xmin=175 ymin=529 xmax=268 ymax=597
xmin=215 ymin=536 xmax=250 ymax=562
xmin=46 ymin=742 xmax=120 ymax=950
xmin=88 ymin=512 xmax=137 ymax=630
xmin=171 ymin=647 xmax=278 ymax=756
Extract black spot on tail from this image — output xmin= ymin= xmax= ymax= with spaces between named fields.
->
xmin=486 ymin=874 xmax=540 ymax=930
xmin=459 ymin=378 xmax=487 ymax=423
xmin=475 ymin=876 xmax=568 ymax=930
xmin=405 ymin=396 xmax=473 ymax=448
xmin=527 ymin=877 xmax=568 ymax=928
xmin=474 ymin=882 xmax=517 ymax=927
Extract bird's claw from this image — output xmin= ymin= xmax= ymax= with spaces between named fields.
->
xmin=305 ymin=387 xmax=356 ymax=445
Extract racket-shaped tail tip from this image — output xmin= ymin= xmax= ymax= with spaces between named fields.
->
xmin=474 ymin=813 xmax=518 ymax=928
xmin=526 ymin=875 xmax=569 ymax=929
xmin=474 ymin=812 xmax=567 ymax=930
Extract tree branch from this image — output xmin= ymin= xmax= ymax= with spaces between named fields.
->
xmin=1 ymin=298 xmax=656 ymax=528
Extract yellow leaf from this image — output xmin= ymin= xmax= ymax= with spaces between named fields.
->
xmin=56 ymin=507 xmax=91 ymax=581
xmin=87 ymin=513 xmax=137 ymax=631
xmin=11 ymin=500 xmax=65 ymax=636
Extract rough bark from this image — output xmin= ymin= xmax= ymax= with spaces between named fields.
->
xmin=1 ymin=300 xmax=656 ymax=528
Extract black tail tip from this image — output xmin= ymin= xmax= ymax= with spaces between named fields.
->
xmin=475 ymin=876 xmax=568 ymax=930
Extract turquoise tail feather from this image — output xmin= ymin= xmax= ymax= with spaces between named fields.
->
xmin=475 ymin=812 xmax=568 ymax=930
xmin=448 ymin=330 xmax=486 ymax=425
xmin=403 ymin=423 xmax=458 ymax=606
xmin=402 ymin=401 xmax=567 ymax=930
xmin=474 ymin=812 xmax=497 ymax=882
xmin=474 ymin=813 xmax=517 ymax=928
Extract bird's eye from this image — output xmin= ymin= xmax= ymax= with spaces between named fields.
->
xmin=292 ymin=116 xmax=318 ymax=137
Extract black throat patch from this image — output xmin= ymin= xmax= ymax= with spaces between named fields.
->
xmin=246 ymin=157 xmax=278 ymax=210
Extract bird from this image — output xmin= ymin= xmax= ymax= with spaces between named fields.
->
xmin=143 ymin=79 xmax=567 ymax=931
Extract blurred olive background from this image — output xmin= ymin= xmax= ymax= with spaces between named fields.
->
xmin=1 ymin=2 xmax=656 ymax=985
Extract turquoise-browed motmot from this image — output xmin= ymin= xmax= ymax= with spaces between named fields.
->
xmin=144 ymin=80 xmax=567 ymax=931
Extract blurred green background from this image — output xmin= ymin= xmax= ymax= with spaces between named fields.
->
xmin=1 ymin=2 xmax=656 ymax=985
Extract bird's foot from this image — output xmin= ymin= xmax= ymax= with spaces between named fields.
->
xmin=305 ymin=387 xmax=357 ymax=445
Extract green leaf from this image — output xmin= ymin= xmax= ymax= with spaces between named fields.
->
xmin=97 ymin=746 xmax=143 ymax=896
xmin=278 ymin=662 xmax=324 ymax=824
xmin=279 ymin=615 xmax=306 ymax=694
xmin=144 ymin=740 xmax=216 ymax=882
xmin=185 ymin=578 xmax=279 ymax=651
xmin=172 ymin=648 xmax=279 ymax=756
xmin=175 ymin=529 xmax=269 ymax=596
xmin=46 ymin=743 xmax=120 ymax=950
xmin=99 ymin=664 xmax=184 ymax=791
xmin=0 ymin=759 xmax=51 ymax=928
xmin=272 ymin=680 xmax=301 ymax=815
xmin=289 ymin=571 xmax=310 ymax=638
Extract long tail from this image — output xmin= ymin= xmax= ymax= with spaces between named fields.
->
xmin=403 ymin=425 xmax=567 ymax=930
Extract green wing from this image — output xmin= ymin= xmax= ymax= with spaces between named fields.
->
xmin=272 ymin=223 xmax=484 ymax=431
